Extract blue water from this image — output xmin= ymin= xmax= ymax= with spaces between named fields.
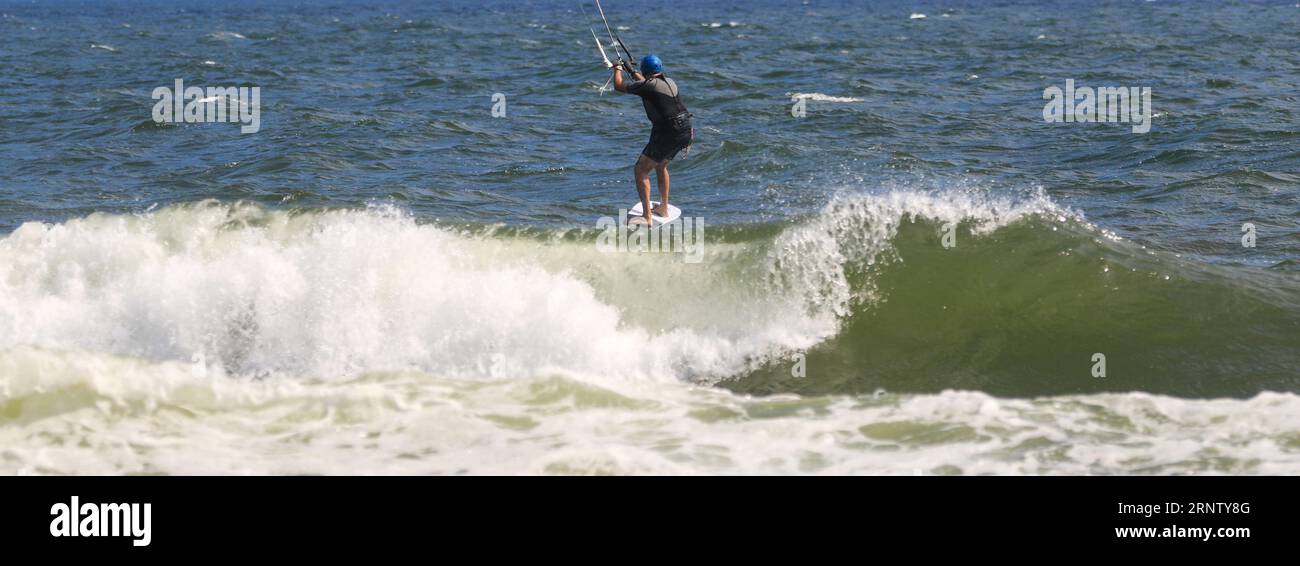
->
xmin=1 ymin=0 xmax=1297 ymax=265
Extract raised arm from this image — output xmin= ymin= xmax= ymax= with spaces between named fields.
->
xmin=613 ymin=65 xmax=626 ymax=92
xmin=613 ymin=63 xmax=644 ymax=93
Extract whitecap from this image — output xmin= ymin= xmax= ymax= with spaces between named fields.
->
xmin=788 ymin=92 xmax=863 ymax=103
xmin=208 ymin=31 xmax=248 ymax=40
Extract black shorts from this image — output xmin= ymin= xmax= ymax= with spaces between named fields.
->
xmin=642 ymin=118 xmax=693 ymax=163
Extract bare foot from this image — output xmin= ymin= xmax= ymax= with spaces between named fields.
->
xmin=629 ymin=215 xmax=653 ymax=226
xmin=652 ymin=203 xmax=670 ymax=217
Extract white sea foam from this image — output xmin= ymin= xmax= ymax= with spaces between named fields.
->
xmin=0 ymin=202 xmax=835 ymax=383
xmin=207 ymin=31 xmax=247 ymax=40
xmin=788 ymin=92 xmax=863 ymax=103
xmin=3 ymin=347 xmax=1297 ymax=475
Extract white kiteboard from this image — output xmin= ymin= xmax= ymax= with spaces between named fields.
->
xmin=627 ymin=201 xmax=682 ymax=226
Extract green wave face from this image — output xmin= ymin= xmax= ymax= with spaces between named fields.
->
xmin=728 ymin=215 xmax=1300 ymax=398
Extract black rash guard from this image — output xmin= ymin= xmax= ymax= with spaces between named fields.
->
xmin=626 ymin=74 xmax=694 ymax=162
xmin=626 ymin=76 xmax=689 ymax=126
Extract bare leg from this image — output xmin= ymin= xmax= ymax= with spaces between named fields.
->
xmin=653 ymin=162 xmax=670 ymax=217
xmin=632 ymin=154 xmax=657 ymax=225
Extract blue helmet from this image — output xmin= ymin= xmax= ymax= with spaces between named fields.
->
xmin=640 ymin=54 xmax=663 ymax=75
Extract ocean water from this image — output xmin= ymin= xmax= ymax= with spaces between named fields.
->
xmin=0 ymin=0 xmax=1297 ymax=475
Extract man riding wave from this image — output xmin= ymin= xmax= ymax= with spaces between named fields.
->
xmin=613 ymin=54 xmax=693 ymax=225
